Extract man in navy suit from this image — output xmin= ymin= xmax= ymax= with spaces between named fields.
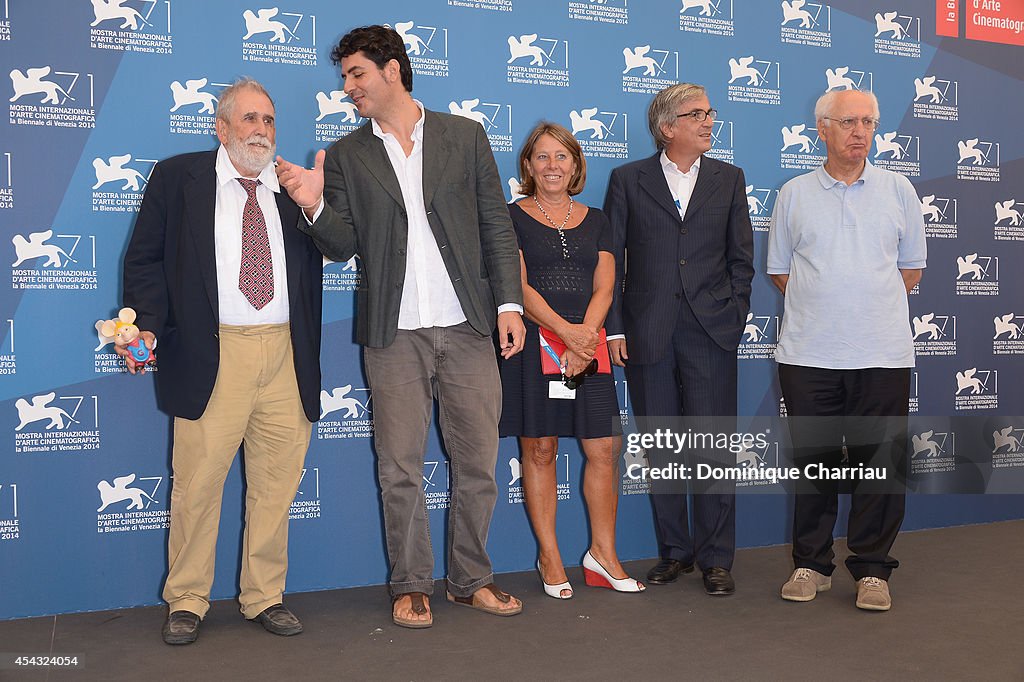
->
xmin=604 ymin=83 xmax=754 ymax=595
xmin=122 ymin=79 xmax=323 ymax=644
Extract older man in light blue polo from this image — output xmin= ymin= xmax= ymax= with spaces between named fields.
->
xmin=766 ymin=89 xmax=926 ymax=612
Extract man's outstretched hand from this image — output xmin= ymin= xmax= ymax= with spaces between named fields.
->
xmin=276 ymin=150 xmax=326 ymax=219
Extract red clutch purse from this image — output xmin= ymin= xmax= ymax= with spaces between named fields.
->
xmin=538 ymin=327 xmax=611 ymax=375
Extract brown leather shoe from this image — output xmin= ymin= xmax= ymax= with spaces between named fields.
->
xmin=162 ymin=610 xmax=200 ymax=645
xmin=249 ymin=604 xmax=303 ymax=636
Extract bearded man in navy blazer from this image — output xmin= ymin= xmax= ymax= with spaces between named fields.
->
xmin=122 ymin=79 xmax=323 ymax=644
xmin=604 ymin=83 xmax=754 ymax=595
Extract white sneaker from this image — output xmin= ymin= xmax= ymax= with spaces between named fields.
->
xmin=855 ymin=576 xmax=891 ymax=611
xmin=780 ymin=568 xmax=832 ymax=602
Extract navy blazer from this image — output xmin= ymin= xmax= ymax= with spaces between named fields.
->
xmin=123 ymin=150 xmax=324 ymax=422
xmin=604 ymin=153 xmax=754 ymax=364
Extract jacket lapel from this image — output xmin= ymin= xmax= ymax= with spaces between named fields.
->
xmin=638 ymin=153 xmax=682 ymax=224
xmin=682 ymin=156 xmax=722 ymax=223
xmin=184 ymin=155 xmax=219 ymax=316
xmin=276 ymin=191 xmax=303 ymax=313
xmin=353 ymin=126 xmax=406 ymax=210
xmin=421 ymin=110 xmax=451 ymax=208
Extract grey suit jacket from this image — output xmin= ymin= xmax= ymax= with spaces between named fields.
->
xmin=300 ymin=109 xmax=522 ymax=348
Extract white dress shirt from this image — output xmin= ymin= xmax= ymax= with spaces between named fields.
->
xmin=371 ymin=102 xmax=467 ymax=330
xmin=307 ymin=100 xmax=521 ymax=326
xmin=214 ymin=145 xmax=290 ymax=325
xmin=660 ymin=150 xmax=701 ymax=219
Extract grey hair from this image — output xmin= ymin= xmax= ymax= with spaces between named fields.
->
xmin=216 ymin=78 xmax=274 ymax=121
xmin=814 ymin=89 xmax=879 ymax=124
xmin=647 ymin=83 xmax=707 ymax=149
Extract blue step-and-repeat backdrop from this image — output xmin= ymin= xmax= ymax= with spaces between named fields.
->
xmin=1 ymin=0 xmax=1023 ymax=619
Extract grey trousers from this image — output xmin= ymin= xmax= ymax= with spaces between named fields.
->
xmin=363 ymin=322 xmax=501 ymax=598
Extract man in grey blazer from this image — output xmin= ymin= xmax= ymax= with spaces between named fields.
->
xmin=604 ymin=83 xmax=754 ymax=596
xmin=276 ymin=25 xmax=525 ymax=628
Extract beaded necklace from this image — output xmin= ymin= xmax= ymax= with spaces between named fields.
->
xmin=532 ymin=194 xmax=573 ymax=260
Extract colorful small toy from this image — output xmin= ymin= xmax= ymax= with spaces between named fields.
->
xmin=100 ymin=307 xmax=154 ymax=366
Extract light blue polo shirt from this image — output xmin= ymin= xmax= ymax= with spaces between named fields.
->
xmin=766 ymin=162 xmax=927 ymax=369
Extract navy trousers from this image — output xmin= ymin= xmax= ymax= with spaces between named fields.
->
xmin=625 ymin=295 xmax=737 ymax=571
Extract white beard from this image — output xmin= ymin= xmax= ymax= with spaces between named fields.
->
xmin=226 ymin=133 xmax=275 ymax=175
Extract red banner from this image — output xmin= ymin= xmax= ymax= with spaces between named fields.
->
xmin=937 ymin=0 xmax=960 ymax=37
xmin=966 ymin=0 xmax=1024 ymax=46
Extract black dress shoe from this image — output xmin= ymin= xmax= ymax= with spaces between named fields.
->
xmin=646 ymin=558 xmax=695 ymax=584
xmin=162 ymin=610 xmax=200 ymax=645
xmin=250 ymin=604 xmax=303 ymax=636
xmin=702 ymin=567 xmax=735 ymax=596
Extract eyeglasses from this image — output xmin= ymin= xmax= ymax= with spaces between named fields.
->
xmin=564 ymin=359 xmax=598 ymax=390
xmin=824 ymin=116 xmax=880 ymax=131
xmin=676 ymin=108 xmax=717 ymax=122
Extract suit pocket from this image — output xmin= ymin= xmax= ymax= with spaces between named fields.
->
xmin=710 ymin=282 xmax=732 ymax=301
xmin=624 ymin=290 xmax=653 ymax=308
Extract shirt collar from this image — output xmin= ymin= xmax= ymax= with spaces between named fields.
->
xmin=815 ymin=160 xmax=874 ymax=189
xmin=371 ymin=99 xmax=425 ymax=144
xmin=660 ymin=150 xmax=700 ymax=177
xmin=215 ymin=144 xmax=280 ymax=192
